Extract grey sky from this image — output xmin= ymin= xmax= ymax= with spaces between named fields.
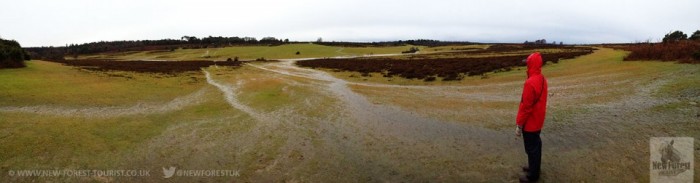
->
xmin=1 ymin=0 xmax=698 ymax=47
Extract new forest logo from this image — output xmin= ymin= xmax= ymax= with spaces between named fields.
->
xmin=650 ymin=137 xmax=693 ymax=183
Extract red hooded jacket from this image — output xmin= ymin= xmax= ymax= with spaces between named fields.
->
xmin=516 ymin=52 xmax=548 ymax=132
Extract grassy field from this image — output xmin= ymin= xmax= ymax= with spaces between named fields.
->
xmin=78 ymin=43 xmax=424 ymax=61
xmin=0 ymin=61 xmax=224 ymax=181
xmin=0 ymin=47 xmax=698 ymax=182
xmin=0 ymin=61 xmax=205 ymax=106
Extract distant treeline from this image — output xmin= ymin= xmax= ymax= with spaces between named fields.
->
xmin=24 ymin=37 xmax=477 ymax=60
xmin=0 ymin=38 xmax=30 ymax=68
xmin=523 ymin=39 xmax=564 ymax=45
xmin=25 ymin=46 xmax=66 ymax=61
xmin=26 ymin=36 xmax=290 ymax=60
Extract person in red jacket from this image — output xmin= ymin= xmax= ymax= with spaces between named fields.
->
xmin=515 ymin=52 xmax=547 ymax=182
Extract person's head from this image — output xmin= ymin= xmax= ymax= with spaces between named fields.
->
xmin=523 ymin=52 xmax=542 ymax=77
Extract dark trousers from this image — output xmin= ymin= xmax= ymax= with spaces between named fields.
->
xmin=523 ymin=130 xmax=541 ymax=180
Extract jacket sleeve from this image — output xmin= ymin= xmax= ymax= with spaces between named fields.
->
xmin=516 ymin=81 xmax=536 ymax=127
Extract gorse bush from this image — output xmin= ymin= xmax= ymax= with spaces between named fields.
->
xmin=610 ymin=29 xmax=700 ymax=63
xmin=401 ymin=47 xmax=420 ymax=54
xmin=623 ymin=41 xmax=700 ymax=63
xmin=692 ymin=51 xmax=700 ymax=61
xmin=53 ymin=59 xmax=241 ymax=74
xmin=0 ymin=38 xmax=29 ymax=68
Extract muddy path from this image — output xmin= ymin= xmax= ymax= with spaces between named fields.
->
xmin=216 ymin=50 xmax=698 ymax=182
xmin=196 ymin=59 xmax=526 ymax=181
xmin=120 ymin=51 xmax=696 ymax=182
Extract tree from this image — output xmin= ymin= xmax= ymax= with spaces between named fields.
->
xmin=242 ymin=37 xmax=257 ymax=43
xmin=662 ymin=30 xmax=687 ymax=43
xmin=181 ymin=35 xmax=200 ymax=43
xmin=316 ymin=37 xmax=323 ymax=43
xmin=689 ymin=30 xmax=700 ymax=41
xmin=0 ymin=38 xmax=28 ymax=68
xmin=533 ymin=39 xmax=546 ymax=44
xmin=260 ymin=37 xmax=279 ymax=43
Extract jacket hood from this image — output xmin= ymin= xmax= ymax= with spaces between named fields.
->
xmin=526 ymin=52 xmax=542 ymax=77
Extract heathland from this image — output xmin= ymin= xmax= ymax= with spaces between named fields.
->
xmin=1 ymin=42 xmax=698 ymax=182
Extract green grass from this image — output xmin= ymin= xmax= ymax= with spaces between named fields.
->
xmin=654 ymin=66 xmax=700 ymax=99
xmin=0 ymin=60 xmax=241 ymax=171
xmin=0 ymin=114 xmax=164 ymax=168
xmin=0 ymin=61 xmax=204 ymax=106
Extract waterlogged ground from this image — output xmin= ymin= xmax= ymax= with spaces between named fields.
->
xmin=0 ymin=48 xmax=698 ymax=182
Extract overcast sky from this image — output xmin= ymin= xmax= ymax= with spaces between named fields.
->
xmin=1 ymin=0 xmax=698 ymax=47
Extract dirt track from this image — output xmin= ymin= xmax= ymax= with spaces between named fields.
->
xmin=194 ymin=58 xmax=521 ymax=182
xmin=188 ymin=48 xmax=698 ymax=182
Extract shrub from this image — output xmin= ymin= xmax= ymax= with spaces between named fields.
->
xmin=692 ymin=51 xmax=700 ymax=61
xmin=0 ymin=38 xmax=28 ymax=68
xmin=622 ymin=41 xmax=700 ymax=62
xmin=52 ymin=59 xmax=241 ymax=74
xmin=690 ymin=30 xmax=700 ymax=41
xmin=402 ymin=47 xmax=419 ymax=54
xmin=297 ymin=50 xmax=593 ymax=81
